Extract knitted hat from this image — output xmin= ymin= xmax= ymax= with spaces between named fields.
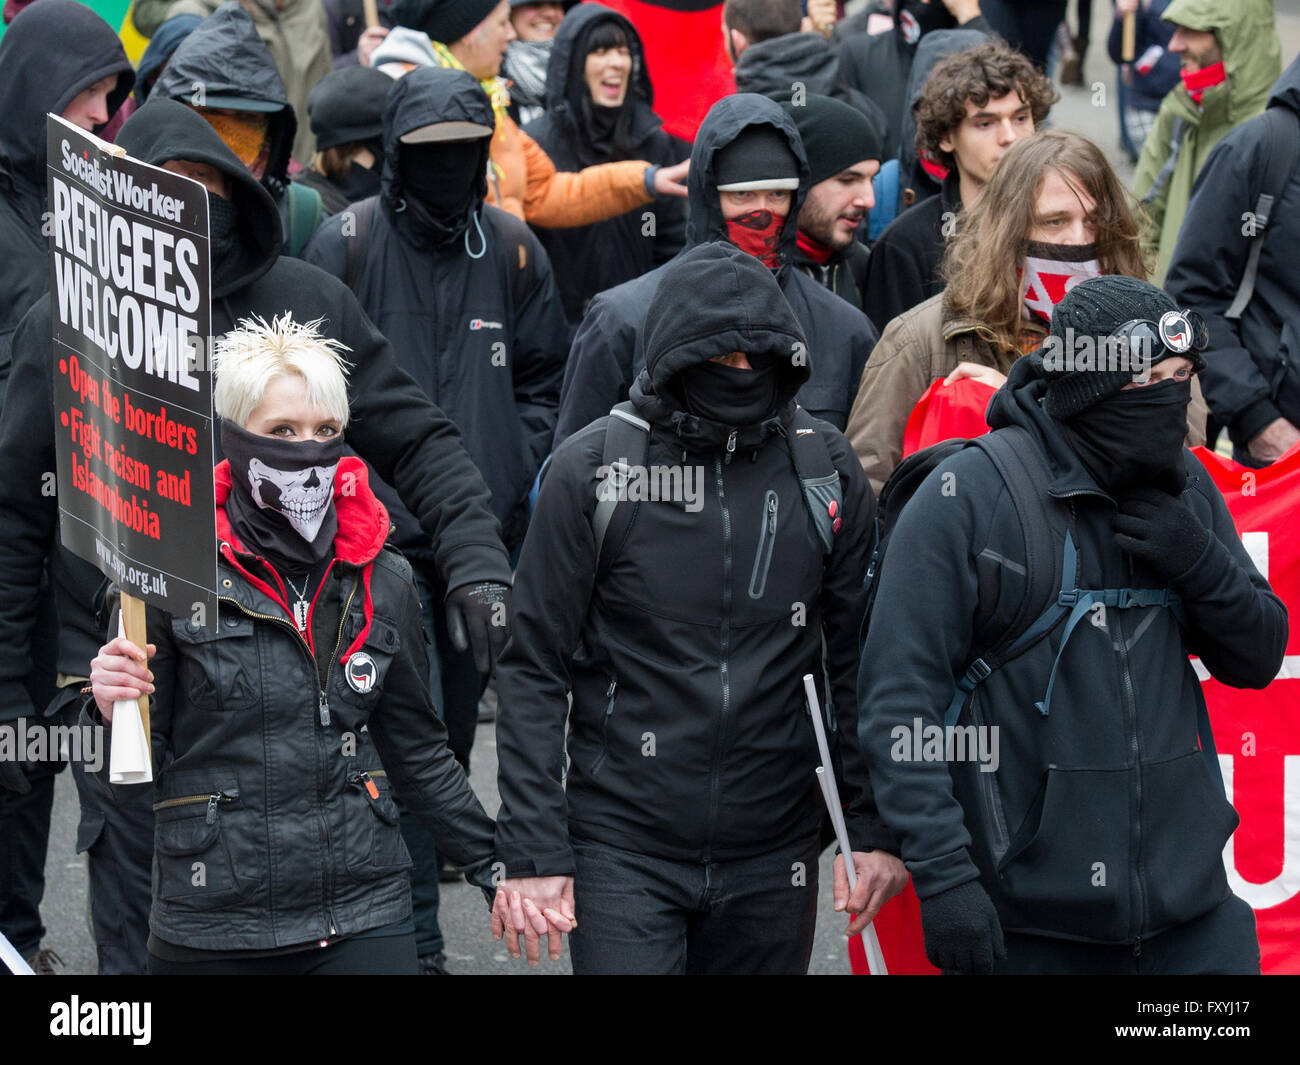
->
xmin=780 ymin=94 xmax=883 ymax=186
xmin=1032 ymin=275 xmax=1208 ymax=419
xmin=391 ymin=0 xmax=500 ymax=44
xmin=308 ymin=67 xmax=394 ymax=150
xmin=714 ymin=126 xmax=800 ymax=191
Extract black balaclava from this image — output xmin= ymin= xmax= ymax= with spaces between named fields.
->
xmin=207 ymin=193 xmax=260 ymax=295
xmin=675 ymin=356 xmax=780 ymax=427
xmin=399 ymin=139 xmax=484 ymax=225
xmin=1062 ymin=380 xmax=1192 ymax=495
xmin=221 ymin=420 xmax=344 ymax=574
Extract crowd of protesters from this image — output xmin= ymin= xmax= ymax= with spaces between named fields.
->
xmin=0 ymin=0 xmax=1292 ymax=977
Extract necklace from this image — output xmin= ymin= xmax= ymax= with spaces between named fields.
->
xmin=285 ymin=573 xmax=311 ymax=632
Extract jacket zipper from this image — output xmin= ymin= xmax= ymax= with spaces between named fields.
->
xmin=970 ymin=697 xmax=1010 ymax=863
xmin=1113 ymin=587 xmax=1146 ymax=946
xmin=706 ymin=451 xmax=736 ymax=860
xmin=748 ymin=490 xmax=778 ymax=600
xmin=152 ymin=788 xmax=238 ymax=822
xmin=590 ymin=680 xmax=617 ymax=776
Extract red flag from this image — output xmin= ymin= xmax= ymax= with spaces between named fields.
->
xmin=901 ymin=377 xmax=996 ymax=458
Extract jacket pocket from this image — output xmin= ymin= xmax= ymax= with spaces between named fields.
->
xmin=343 ymin=769 xmax=412 ymax=882
xmin=995 ymin=766 xmax=1133 ymax=941
xmin=748 ymin=490 xmax=779 ymax=600
xmin=1139 ymin=751 xmax=1237 ymax=931
xmin=153 ymin=781 xmax=250 ymax=903
xmin=172 ymin=613 xmax=260 ymax=713
xmin=589 ymin=680 xmax=617 ymax=778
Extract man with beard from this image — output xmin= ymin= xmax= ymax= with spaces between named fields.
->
xmin=0 ymin=99 xmax=514 ymax=973
xmin=554 ymin=93 xmax=879 ymax=445
xmin=0 ymin=0 xmax=133 ymax=976
xmin=858 ymin=275 xmax=1286 ymax=974
xmin=780 ymin=93 xmax=882 ymax=311
xmin=304 ymin=64 xmax=567 ymax=973
xmin=492 ymin=242 xmax=906 ymax=973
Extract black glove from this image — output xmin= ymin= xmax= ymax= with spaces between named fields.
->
xmin=1111 ymin=486 xmax=1210 ymax=584
xmin=445 ymin=581 xmax=512 ymax=675
xmin=918 ymin=879 xmax=1006 ymax=974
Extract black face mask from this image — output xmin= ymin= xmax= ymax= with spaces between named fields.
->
xmin=221 ymin=420 xmax=344 ymax=574
xmin=1061 ymin=379 xmax=1191 ymax=495
xmin=676 ymin=359 xmax=780 ymax=427
xmin=399 ymin=140 xmax=485 ymax=222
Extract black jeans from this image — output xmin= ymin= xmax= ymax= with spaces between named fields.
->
xmin=147 ymin=931 xmax=419 ymax=975
xmin=568 ymin=834 xmax=821 ymax=975
xmin=989 ymin=893 xmax=1260 ymax=975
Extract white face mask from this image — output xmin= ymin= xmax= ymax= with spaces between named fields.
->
xmin=246 ymin=455 xmax=338 ymax=542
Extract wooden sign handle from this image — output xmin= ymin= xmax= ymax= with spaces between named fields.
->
xmin=363 ymin=0 xmax=379 ymax=29
xmin=120 ymin=592 xmax=150 ymax=742
xmin=1121 ymin=11 xmax=1136 ymax=62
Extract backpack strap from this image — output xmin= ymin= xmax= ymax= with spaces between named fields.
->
xmin=592 ymin=402 xmax=650 ymax=578
xmin=1139 ymin=115 xmax=1190 ymax=208
xmin=785 ymin=407 xmax=842 ymax=556
xmin=287 ymin=182 xmax=323 ymax=258
xmin=345 ymin=196 xmax=378 ymax=292
xmin=1225 ymin=107 xmax=1300 ymax=321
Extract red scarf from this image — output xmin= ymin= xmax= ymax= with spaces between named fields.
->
xmin=725 ymin=210 xmax=784 ymax=269
xmin=1180 ymin=60 xmax=1227 ymax=105
xmin=796 ymin=229 xmax=833 ymax=264
xmin=919 ymin=153 xmax=950 ymax=183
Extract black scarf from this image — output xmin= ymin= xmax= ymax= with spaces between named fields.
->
xmin=397 ymin=140 xmax=485 ymax=245
xmin=675 ymin=359 xmax=780 ymax=427
xmin=1061 ymin=380 xmax=1192 ymax=496
xmin=209 ymin=193 xmax=258 ymax=294
xmin=585 ymin=101 xmax=622 ymax=164
xmin=221 ymin=421 xmax=344 ymax=575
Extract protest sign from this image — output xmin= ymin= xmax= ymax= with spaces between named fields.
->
xmin=46 ymin=114 xmax=216 ymax=628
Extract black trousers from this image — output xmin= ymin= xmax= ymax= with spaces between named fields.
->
xmin=989 ymin=893 xmax=1261 ymax=975
xmin=147 ymin=932 xmax=419 ymax=975
xmin=568 ymin=834 xmax=821 ymax=975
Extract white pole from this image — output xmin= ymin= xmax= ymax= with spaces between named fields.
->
xmin=0 ymin=929 xmax=35 ymax=975
xmin=804 ymin=673 xmax=888 ymax=975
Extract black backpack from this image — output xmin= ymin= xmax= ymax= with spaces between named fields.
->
xmin=860 ymin=428 xmax=1220 ymax=786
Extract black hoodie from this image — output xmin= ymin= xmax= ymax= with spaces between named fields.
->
xmin=1165 ymin=56 xmax=1300 ymax=457
xmin=857 ymin=354 xmax=1285 ymax=942
xmin=0 ymin=0 xmax=133 ymax=396
xmin=524 ymin=3 xmax=688 ymax=333
xmin=555 ymin=93 xmax=879 ymax=445
xmin=495 ymin=242 xmax=892 ymax=875
xmin=0 ymin=98 xmax=512 ymax=720
xmin=304 ymin=67 xmax=568 ymax=554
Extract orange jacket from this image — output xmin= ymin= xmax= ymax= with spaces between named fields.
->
xmin=488 ymin=109 xmax=654 ymax=228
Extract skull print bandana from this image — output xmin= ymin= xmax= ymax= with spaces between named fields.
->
xmin=220 ymin=421 xmax=344 ymax=574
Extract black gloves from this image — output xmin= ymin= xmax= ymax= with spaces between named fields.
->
xmin=1111 ymin=486 xmax=1210 ymax=584
xmin=445 ymin=581 xmax=512 ymax=675
xmin=919 ymin=879 xmax=1006 ymax=974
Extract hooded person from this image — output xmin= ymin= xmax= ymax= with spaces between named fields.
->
xmin=162 ymin=0 xmax=333 ymax=169
xmin=152 ymin=1 xmax=326 ymax=257
xmin=836 ymin=0 xmax=992 ymax=164
xmin=0 ymin=98 xmax=518 ymax=972
xmin=524 ymin=2 xmax=688 ymax=334
xmin=294 ymin=65 xmax=393 ymax=216
xmin=856 ymin=275 xmax=1285 ymax=974
xmin=101 ymin=14 xmax=204 ymax=144
xmin=492 ymin=241 xmax=906 ymax=974
xmin=1133 ymin=0 xmax=1281 ymax=284
xmin=0 ymin=0 xmax=134 ymax=975
xmin=554 ymin=92 xmax=881 ymax=446
xmin=372 ymin=0 xmax=689 ymax=228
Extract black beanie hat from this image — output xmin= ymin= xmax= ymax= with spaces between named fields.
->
xmin=780 ymin=94 xmax=883 ymax=186
xmin=391 ymin=0 xmax=500 ymax=44
xmin=308 ymin=67 xmax=394 ymax=150
xmin=1032 ymin=275 xmax=1209 ymax=419
xmin=713 ymin=125 xmax=800 ymax=191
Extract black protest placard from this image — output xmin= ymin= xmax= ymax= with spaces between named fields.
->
xmin=47 ymin=114 xmax=216 ymax=624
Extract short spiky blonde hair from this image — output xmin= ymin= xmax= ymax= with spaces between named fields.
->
xmin=212 ymin=314 xmax=353 ymax=429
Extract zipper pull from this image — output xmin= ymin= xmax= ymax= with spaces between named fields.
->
xmin=319 ymin=691 xmax=330 ymax=727
xmin=205 ymin=793 xmax=220 ymax=825
xmin=726 ymin=430 xmax=738 ymax=455
xmin=1132 ymin=937 xmax=1142 ymax=959
xmin=767 ymin=495 xmax=777 ymax=533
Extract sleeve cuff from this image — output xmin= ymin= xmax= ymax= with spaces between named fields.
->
xmin=439 ymin=542 xmax=514 ymax=591
xmin=907 ymin=847 xmax=982 ymax=900
xmin=643 ymin=165 xmax=659 ymax=197
xmin=1233 ymin=398 xmax=1283 ymax=451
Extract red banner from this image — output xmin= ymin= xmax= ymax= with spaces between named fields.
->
xmin=855 ymin=393 xmax=1300 ymax=974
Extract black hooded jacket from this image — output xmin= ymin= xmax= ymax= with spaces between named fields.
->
xmin=838 ymin=11 xmax=991 ymax=161
xmin=0 ymin=0 xmax=133 ymax=396
xmin=857 ymin=356 xmax=1286 ymax=942
xmin=494 ymin=242 xmax=893 ymax=875
xmin=554 ymin=93 xmax=879 ymax=445
xmin=1165 ymin=58 xmax=1300 ymax=456
xmin=303 ymin=67 xmax=568 ymax=555
xmin=524 ymin=3 xmax=688 ymax=332
xmin=0 ymin=99 xmax=511 ymax=722
xmin=152 ymin=2 xmax=301 ymax=242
